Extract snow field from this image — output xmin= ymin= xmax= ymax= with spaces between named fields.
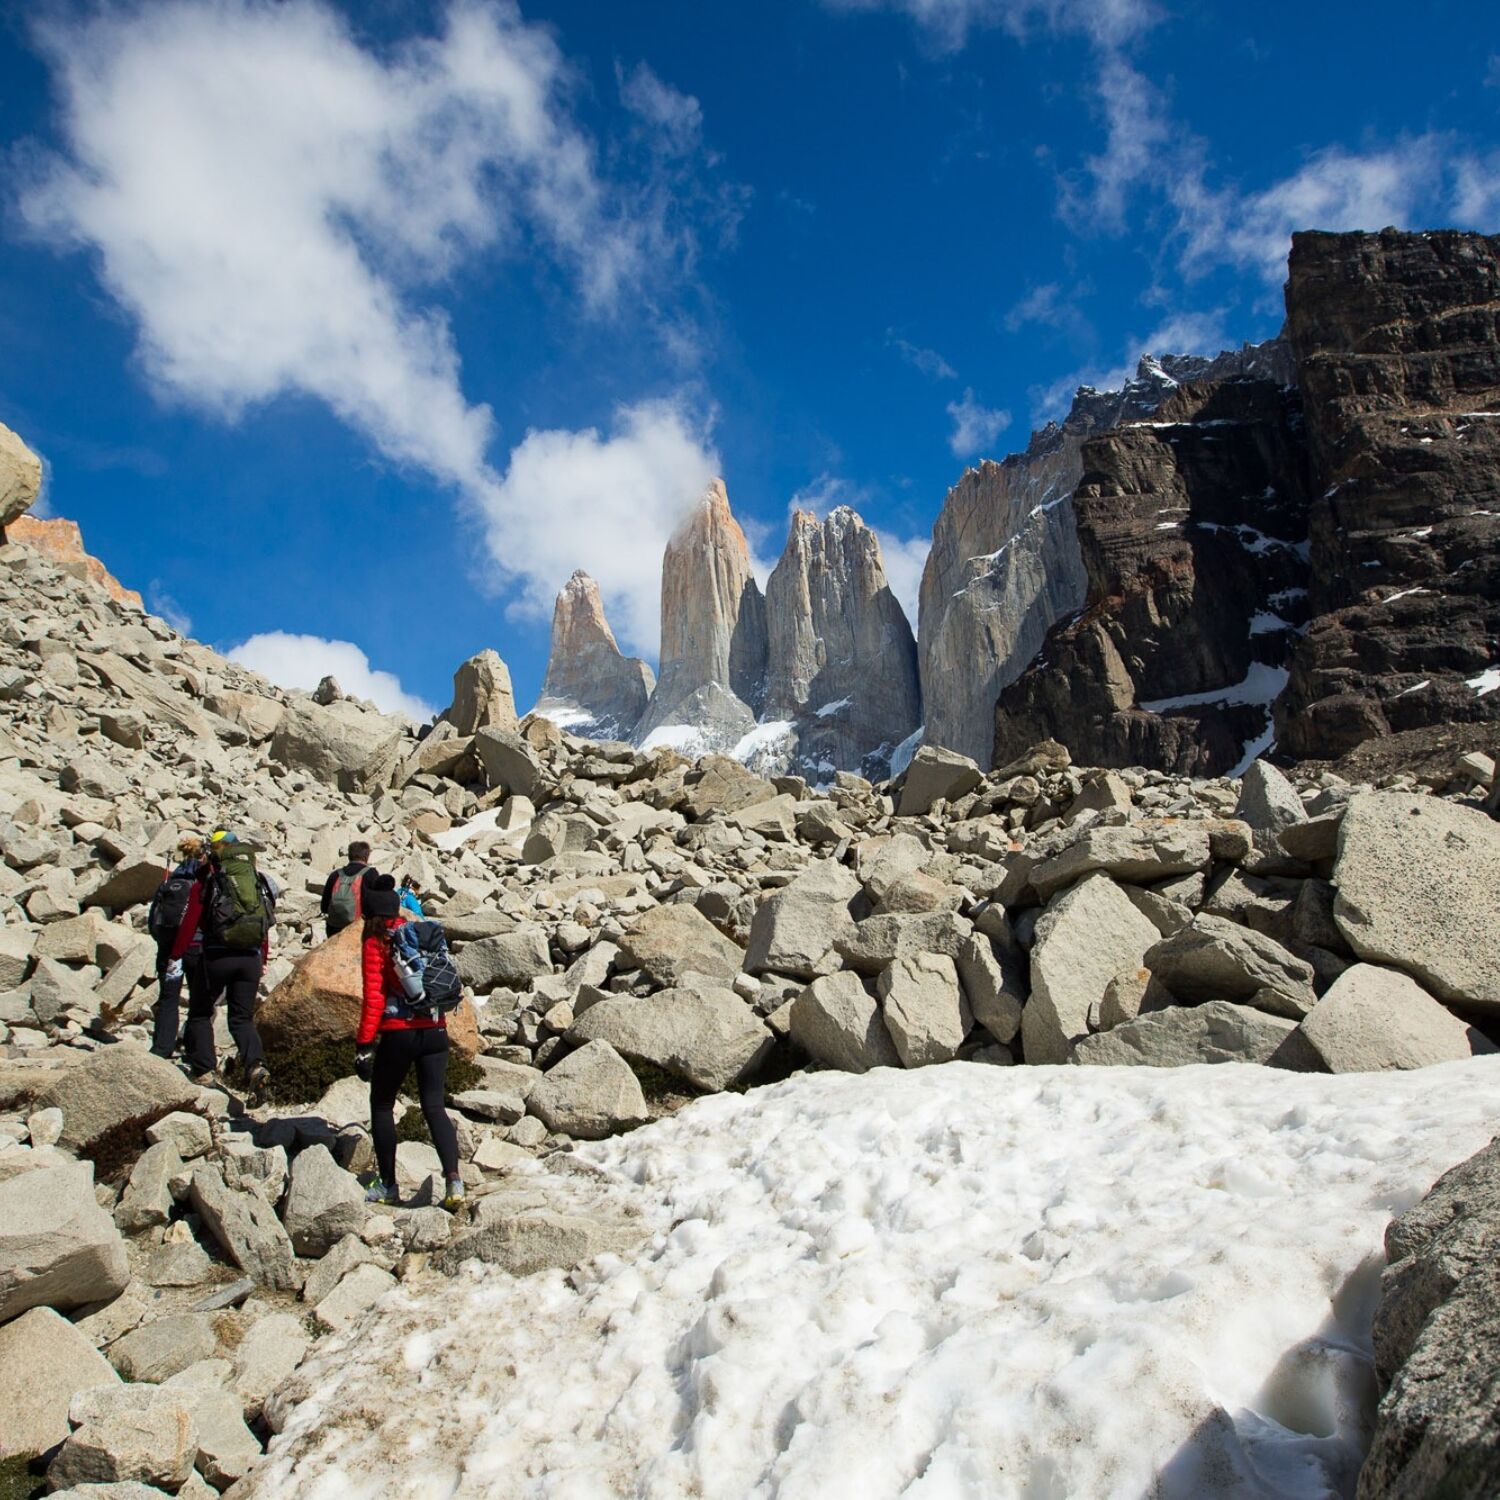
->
xmin=251 ymin=1058 xmax=1500 ymax=1500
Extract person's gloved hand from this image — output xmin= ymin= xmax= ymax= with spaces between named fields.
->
xmin=354 ymin=1046 xmax=376 ymax=1083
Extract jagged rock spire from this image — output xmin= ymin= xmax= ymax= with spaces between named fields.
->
xmin=534 ymin=571 xmax=655 ymax=739
xmin=763 ymin=505 xmax=921 ymax=779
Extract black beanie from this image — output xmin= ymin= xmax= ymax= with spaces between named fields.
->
xmin=363 ymin=872 xmax=400 ymax=919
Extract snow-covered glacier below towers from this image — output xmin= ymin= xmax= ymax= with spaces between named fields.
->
xmin=247 ymin=1055 xmax=1500 ymax=1500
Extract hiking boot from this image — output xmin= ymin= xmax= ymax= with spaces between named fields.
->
xmin=365 ymin=1181 xmax=399 ymax=1207
xmin=246 ymin=1063 xmax=271 ymax=1099
xmin=441 ymin=1176 xmax=466 ymax=1213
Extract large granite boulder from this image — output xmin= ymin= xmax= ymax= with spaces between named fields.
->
xmin=526 ymin=1041 xmax=650 ymax=1140
xmin=0 ymin=1158 xmax=129 ymax=1321
xmin=1301 ymin=963 xmax=1495 ymax=1072
xmin=441 ymin=648 xmax=518 ymax=736
xmin=270 ymin=697 xmax=408 ymax=792
xmin=1359 ymin=1136 xmax=1500 ymax=1499
xmin=0 ymin=1306 xmax=119 ymax=1460
xmin=788 ymin=971 xmax=900 ymax=1073
xmin=1333 ymin=791 xmax=1500 ymax=1015
xmin=0 ymin=420 xmax=42 ymax=530
xmin=1022 ymin=874 xmax=1159 ymax=1064
xmin=35 ymin=1047 xmax=200 ymax=1156
xmin=877 ymin=952 xmax=970 ymax=1067
xmin=1071 ymin=999 xmax=1319 ymax=1069
xmin=616 ymin=904 xmax=743 ymax=989
xmin=1144 ymin=913 xmax=1318 ymax=1019
xmin=568 ymin=987 xmax=773 ymax=1092
xmin=744 ymin=860 xmax=862 ymax=980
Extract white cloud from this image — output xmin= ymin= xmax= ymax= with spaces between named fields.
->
xmin=481 ymin=398 xmax=720 ymax=657
xmin=822 ymin=0 xmax=1157 ymax=51
xmin=874 ymin=528 xmax=931 ymax=634
xmin=1176 ymin=137 xmax=1451 ymax=284
xmin=147 ymin=580 xmax=192 ymax=636
xmin=887 ymin=333 xmax=957 ymax=380
xmin=229 ymin=632 xmax=435 ymax=721
xmin=21 ymin=1 xmax=736 ymax=650
xmin=946 ymin=388 xmax=1012 ymax=457
xmin=1059 ymin=53 xmax=1171 ymax=232
xmin=1453 ymin=151 xmax=1500 ymax=227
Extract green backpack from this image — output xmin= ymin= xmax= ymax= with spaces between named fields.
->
xmin=207 ymin=845 xmax=272 ymax=950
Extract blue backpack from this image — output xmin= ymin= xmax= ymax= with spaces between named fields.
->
xmin=383 ymin=920 xmax=463 ymax=1021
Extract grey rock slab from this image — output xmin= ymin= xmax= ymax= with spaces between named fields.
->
xmin=788 ymin=971 xmax=900 ymax=1074
xmin=0 ymin=1158 xmax=129 ymax=1321
xmin=527 ymin=1040 xmax=649 ymax=1141
xmin=1029 ymin=822 xmax=1212 ymax=901
xmin=473 ymin=726 xmax=543 ymax=801
xmin=188 ymin=1167 xmax=297 ymax=1292
xmin=471 ymin=1056 xmax=544 ymax=1099
xmin=1277 ymin=810 xmax=1344 ymax=863
xmin=1145 ymin=913 xmax=1317 ymax=1018
xmin=269 ymin=697 xmax=406 ymax=794
xmin=1022 ymin=874 xmax=1160 ymax=1066
xmin=115 ymin=1141 xmax=184 ymax=1235
xmin=896 ymin=745 xmax=982 ymax=817
xmin=434 ymin=1210 xmax=646 ymax=1278
xmin=229 ymin=1311 xmax=311 ymax=1419
xmin=171 ymin=1383 xmax=261 ymax=1489
xmin=616 ymin=902 xmax=743 ymax=988
xmin=568 ymin=986 xmax=773 ymax=1092
xmin=300 ymin=1233 xmax=379 ymax=1307
xmin=1072 ymin=1000 xmax=1321 ymax=1069
xmin=452 ymin=1089 xmax=526 ymax=1124
xmin=456 ymin=927 xmax=552 ymax=992
xmin=282 ymin=1144 xmax=366 ymax=1257
xmin=835 ymin=911 xmax=973 ymax=978
xmin=36 ymin=1046 xmax=201 ymax=1155
xmin=1333 ymin=791 xmax=1500 ymax=1015
xmin=47 ymin=1382 xmax=199 ymax=1493
xmin=108 ymin=1312 xmax=218 ymax=1383
xmin=1235 ymin=759 xmax=1308 ymax=840
xmin=0 ymin=1305 xmax=119 ymax=1461
xmin=1360 ymin=1137 xmax=1500 ymax=1497
xmin=743 ymin=859 xmax=862 ymax=980
xmin=1301 ymin=963 xmax=1496 ymax=1072
xmin=877 ymin=952 xmax=970 ymax=1068
xmin=312 ymin=1262 xmax=396 ymax=1334
xmin=955 ymin=932 xmax=1025 ymax=1044
xmin=146 ymin=1240 xmax=216 ymax=1289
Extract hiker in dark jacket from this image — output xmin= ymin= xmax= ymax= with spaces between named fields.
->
xmin=321 ymin=841 xmax=376 ymax=936
xmin=172 ymin=831 xmax=274 ymax=1091
xmin=149 ymin=834 xmax=210 ymax=1060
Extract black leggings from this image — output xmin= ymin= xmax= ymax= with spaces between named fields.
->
xmin=182 ymin=949 xmax=265 ymax=1075
xmin=370 ymin=1027 xmax=459 ymax=1187
xmin=150 ymin=943 xmax=208 ymax=1060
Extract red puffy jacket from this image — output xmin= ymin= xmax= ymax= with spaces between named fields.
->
xmin=357 ymin=917 xmax=446 ymax=1047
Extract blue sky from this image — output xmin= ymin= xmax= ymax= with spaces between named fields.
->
xmin=1 ymin=0 xmax=1496 ymax=719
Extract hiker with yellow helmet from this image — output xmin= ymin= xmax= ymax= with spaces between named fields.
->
xmin=170 ymin=830 xmax=277 ymax=1094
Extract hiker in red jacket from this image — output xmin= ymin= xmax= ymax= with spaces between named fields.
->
xmin=354 ymin=873 xmax=463 ymax=1211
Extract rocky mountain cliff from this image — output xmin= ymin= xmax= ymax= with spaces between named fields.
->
xmin=632 ymin=480 xmax=768 ymax=756
xmin=993 ymin=376 xmax=1313 ymax=775
xmin=1276 ymin=229 xmax=1500 ymax=758
xmin=533 ymin=571 xmax=655 ymax=741
xmin=919 ymin=341 xmax=1295 ymax=765
xmin=993 ymin=230 xmax=1500 ymax=775
xmin=761 ymin=506 xmax=921 ymax=782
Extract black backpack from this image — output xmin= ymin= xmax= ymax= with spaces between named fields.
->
xmin=147 ymin=874 xmax=194 ymax=940
xmin=385 ymin=919 xmax=463 ymax=1020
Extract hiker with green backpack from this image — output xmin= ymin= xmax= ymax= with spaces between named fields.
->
xmin=321 ymin=840 xmax=376 ymax=937
xmin=170 ymin=829 xmax=276 ymax=1093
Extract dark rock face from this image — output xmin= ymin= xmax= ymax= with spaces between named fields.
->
xmin=1278 ymin=230 xmax=1500 ymax=760
xmin=763 ymin=507 xmax=921 ymax=780
xmin=1358 ymin=1134 xmax=1500 ymax=1499
xmin=993 ymin=377 xmax=1312 ymax=775
xmin=920 ymin=342 xmax=1294 ymax=764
